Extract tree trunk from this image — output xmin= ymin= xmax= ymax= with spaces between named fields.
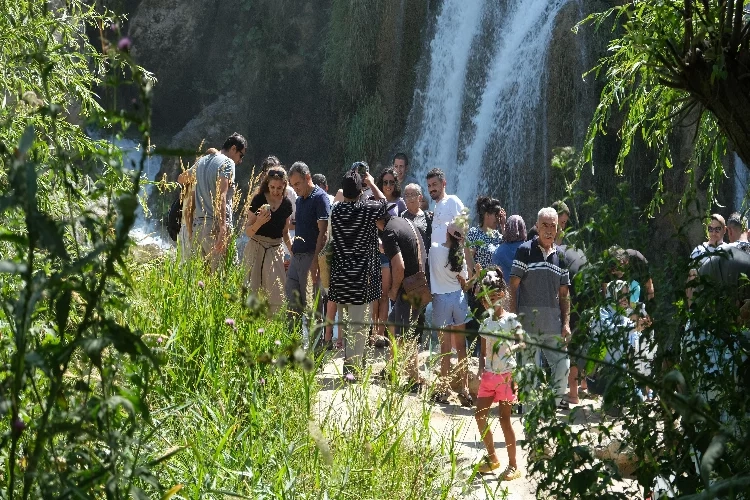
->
xmin=684 ymin=48 xmax=750 ymax=167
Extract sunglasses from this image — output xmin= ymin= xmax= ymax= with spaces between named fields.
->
xmin=267 ymin=170 xmax=285 ymax=178
xmin=239 ymin=151 xmax=245 ymax=159
xmin=708 ymin=226 xmax=724 ymax=233
xmin=382 ymin=179 xmax=396 ymax=186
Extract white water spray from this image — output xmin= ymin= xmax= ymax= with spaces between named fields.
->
xmin=406 ymin=0 xmax=570 ymax=213
xmin=409 ymin=0 xmax=486 ymax=186
xmin=456 ymin=0 xmax=568 ymax=208
xmin=734 ymin=153 xmax=749 ymax=214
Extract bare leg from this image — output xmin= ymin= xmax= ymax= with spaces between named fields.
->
xmin=324 ymin=300 xmax=337 ymax=343
xmin=376 ymin=266 xmax=392 ymax=338
xmin=451 ymin=325 xmax=469 ymax=393
xmin=498 ymin=404 xmax=517 ymax=469
xmin=475 ymin=397 xmax=497 ymax=462
xmin=568 ymin=365 xmax=580 ymax=403
xmin=439 ymin=329 xmax=452 ymax=380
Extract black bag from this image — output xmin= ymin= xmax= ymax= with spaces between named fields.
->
xmin=167 ymin=190 xmax=182 ymax=242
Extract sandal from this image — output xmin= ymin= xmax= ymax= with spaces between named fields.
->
xmin=500 ymin=465 xmax=522 ymax=481
xmin=457 ymin=391 xmax=474 ymax=408
xmin=430 ymin=390 xmax=451 ymax=404
xmin=476 ymin=456 xmax=501 ymax=475
xmin=557 ymin=399 xmax=570 ymax=411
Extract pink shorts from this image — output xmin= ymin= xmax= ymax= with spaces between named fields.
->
xmin=477 ymin=371 xmax=516 ymax=404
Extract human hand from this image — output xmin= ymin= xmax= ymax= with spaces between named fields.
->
xmin=364 ymin=172 xmax=375 ymax=187
xmin=388 ymin=287 xmax=398 ymax=302
xmin=309 ymin=260 xmax=320 ymax=284
xmin=457 ymin=274 xmax=467 ymax=290
xmin=561 ymin=323 xmax=571 ymax=344
xmin=255 ymin=206 xmax=272 ymax=226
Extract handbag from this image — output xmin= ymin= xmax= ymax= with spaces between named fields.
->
xmin=401 ymin=219 xmax=432 ymax=308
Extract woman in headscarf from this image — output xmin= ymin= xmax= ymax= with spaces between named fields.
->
xmin=492 ymin=215 xmax=527 ymax=282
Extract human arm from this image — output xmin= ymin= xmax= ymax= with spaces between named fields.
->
xmin=364 ymin=173 xmax=386 ymax=200
xmin=389 ymin=252 xmax=405 ymax=301
xmin=214 ymin=177 xmax=230 ymax=252
xmin=282 ymin=217 xmax=293 ymax=255
xmin=478 ymin=336 xmax=486 ymax=375
xmin=509 ymin=276 xmax=521 ymax=314
xmin=559 ymin=284 xmax=571 ymax=341
xmin=308 ymin=219 xmax=328 ymax=282
xmin=244 ymin=207 xmax=272 ymax=237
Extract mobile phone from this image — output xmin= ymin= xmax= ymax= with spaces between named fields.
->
xmin=351 ymin=161 xmax=369 ymax=177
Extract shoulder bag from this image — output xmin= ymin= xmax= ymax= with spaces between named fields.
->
xmin=401 ymin=219 xmax=432 ymax=309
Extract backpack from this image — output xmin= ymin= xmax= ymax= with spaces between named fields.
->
xmin=167 ymin=189 xmax=182 ymax=241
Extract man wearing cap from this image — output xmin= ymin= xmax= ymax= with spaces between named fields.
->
xmin=377 ymin=203 xmax=426 ymax=387
xmin=286 ymin=161 xmax=331 ymax=335
xmin=328 ymin=165 xmax=387 ymax=378
xmin=509 ymin=206 xmax=571 ymax=409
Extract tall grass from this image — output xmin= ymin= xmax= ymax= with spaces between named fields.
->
xmin=124 ymin=254 xmax=475 ymax=499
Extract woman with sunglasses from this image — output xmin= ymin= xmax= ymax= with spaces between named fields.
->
xmin=369 ymin=168 xmax=407 ymax=346
xmin=243 ymin=167 xmax=294 ymax=315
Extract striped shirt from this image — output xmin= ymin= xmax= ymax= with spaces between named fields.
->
xmin=511 ymin=238 xmax=569 ymax=337
xmin=328 ymin=199 xmax=387 ymax=305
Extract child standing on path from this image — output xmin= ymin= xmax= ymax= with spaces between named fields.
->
xmin=474 ymin=266 xmax=524 ymax=480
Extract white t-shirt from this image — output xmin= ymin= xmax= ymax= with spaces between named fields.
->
xmin=480 ymin=311 xmax=524 ymax=374
xmin=429 ymin=243 xmax=468 ymax=295
xmin=689 ymin=242 xmax=721 ymax=261
xmin=286 ymin=186 xmax=297 ymax=222
xmin=431 ymin=194 xmax=464 ymax=246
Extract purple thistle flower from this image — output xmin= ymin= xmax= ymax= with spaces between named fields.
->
xmin=259 ymin=378 xmax=265 ymax=385
xmin=225 ymin=318 xmax=236 ymax=330
xmin=258 ymin=328 xmax=265 ymax=333
xmin=345 ymin=373 xmax=355 ymax=382
xmin=157 ymin=336 xmax=164 ymax=344
xmin=274 ymin=339 xmax=281 ymax=346
xmin=117 ymin=37 xmax=132 ymax=52
xmin=197 ymin=280 xmax=205 ymax=289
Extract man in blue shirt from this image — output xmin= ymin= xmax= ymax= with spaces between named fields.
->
xmin=285 ymin=161 xmax=331 ymax=335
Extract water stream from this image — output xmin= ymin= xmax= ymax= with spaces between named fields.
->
xmin=405 ymin=0 xmax=570 ymax=213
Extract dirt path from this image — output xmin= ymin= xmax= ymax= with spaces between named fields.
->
xmin=314 ymin=346 xmax=641 ymax=499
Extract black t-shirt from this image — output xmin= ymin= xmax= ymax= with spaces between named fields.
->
xmin=381 ymin=217 xmax=421 ymax=281
xmin=249 ymin=192 xmax=293 ymax=239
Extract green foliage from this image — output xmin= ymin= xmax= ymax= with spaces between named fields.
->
xmin=124 ymin=256 xmax=470 ymax=498
xmin=578 ymin=0 xmax=750 ymax=216
xmin=518 ymin=171 xmax=750 ymax=497
xmin=0 ymin=1 xmax=163 ymax=497
xmin=344 ymin=94 xmax=388 ymax=166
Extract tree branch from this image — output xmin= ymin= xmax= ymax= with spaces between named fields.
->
xmin=731 ymin=0 xmax=743 ymax=51
xmin=684 ymin=0 xmax=694 ymax=54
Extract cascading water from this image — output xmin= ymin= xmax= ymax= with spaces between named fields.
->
xmin=407 ymin=0 xmax=486 ymax=185
xmin=405 ymin=0 xmax=570 ymax=215
xmin=734 ymin=153 xmax=749 ymax=214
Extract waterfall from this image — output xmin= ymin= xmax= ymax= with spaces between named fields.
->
xmin=408 ymin=0 xmax=487 ymax=188
xmin=405 ymin=0 xmax=570 ymax=214
xmin=735 ymin=153 xmax=749 ymax=214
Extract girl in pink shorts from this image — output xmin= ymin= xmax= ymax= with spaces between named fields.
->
xmin=474 ymin=266 xmax=524 ymax=480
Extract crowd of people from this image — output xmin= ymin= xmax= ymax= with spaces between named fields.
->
xmin=174 ymin=133 xmax=750 ymax=481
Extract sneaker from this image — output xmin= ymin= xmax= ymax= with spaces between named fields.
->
xmin=476 ymin=456 xmax=501 ymax=475
xmin=430 ymin=390 xmax=451 ymax=405
xmin=457 ymin=391 xmax=474 ymax=408
xmin=500 ymin=465 xmax=522 ymax=481
xmin=373 ymin=335 xmax=390 ymax=348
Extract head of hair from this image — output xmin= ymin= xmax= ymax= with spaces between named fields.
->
xmin=446 ymin=232 xmax=464 ymax=272
xmin=551 ymin=200 xmax=570 ymax=216
xmin=261 ymin=155 xmax=280 ymax=172
xmin=605 ymin=245 xmax=628 ymax=274
xmin=289 ymin=161 xmax=311 ymax=178
xmin=476 ymin=196 xmax=502 ymax=223
xmin=393 ymin=152 xmax=409 ymax=166
xmin=312 ymin=173 xmax=328 ymax=189
xmin=426 ymin=168 xmax=445 ymax=182
xmin=377 ymin=167 xmax=402 ymax=198
xmin=258 ymin=166 xmax=288 ymax=195
xmin=537 ymin=206 xmax=558 ymax=222
xmin=727 ymin=212 xmax=745 ymax=230
xmin=710 ymin=213 xmax=726 ymax=227
xmin=222 ymin=132 xmax=247 ymax=153
xmin=404 ymin=183 xmax=422 ymax=197
xmin=480 ymin=266 xmax=508 ymax=294
xmin=504 ymin=215 xmax=527 ymax=242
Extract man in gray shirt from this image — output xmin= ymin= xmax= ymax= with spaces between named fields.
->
xmin=178 ymin=133 xmax=247 ymax=272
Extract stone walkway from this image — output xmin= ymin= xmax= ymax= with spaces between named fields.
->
xmin=314 ymin=347 xmax=640 ymax=499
